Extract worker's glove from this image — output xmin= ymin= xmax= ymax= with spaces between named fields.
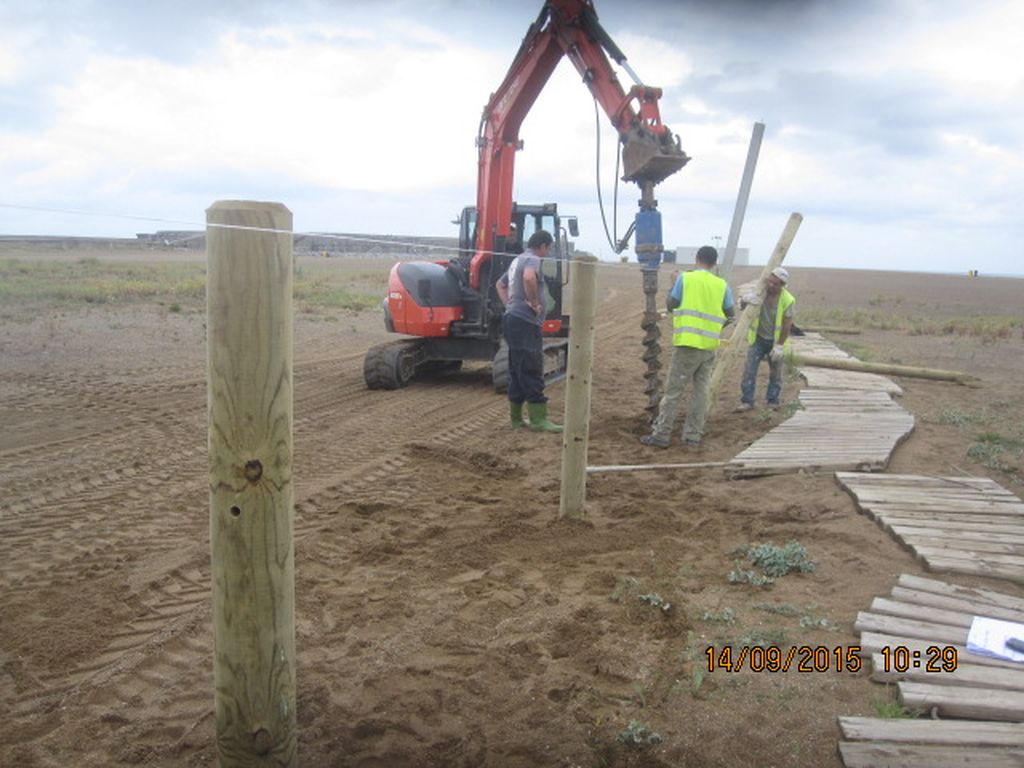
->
xmin=741 ymin=292 xmax=761 ymax=307
xmin=769 ymin=346 xmax=785 ymax=364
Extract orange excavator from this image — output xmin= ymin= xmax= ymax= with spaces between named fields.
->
xmin=364 ymin=0 xmax=688 ymax=406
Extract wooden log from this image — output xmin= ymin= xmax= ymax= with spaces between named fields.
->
xmin=586 ymin=460 xmax=732 ymax=474
xmin=846 ymin=493 xmax=1022 ymax=509
xmin=797 ymin=325 xmax=862 ymax=335
xmin=708 ymin=212 xmax=803 ymax=409
xmin=719 ymin=121 xmax=764 ymax=282
xmin=903 ymin=537 xmax=1024 ymax=557
xmin=920 ymin=555 xmax=1024 ymax=584
xmin=836 ymin=473 xmax=1013 ymax=494
xmin=888 ymin=587 xmax=1024 ymax=623
xmin=207 ymin=200 xmax=297 ymax=767
xmin=790 ymin=353 xmax=979 ymax=385
xmin=838 ymin=716 xmax=1024 ymax=746
xmin=899 ymin=682 xmax=1024 ymax=721
xmin=857 ymin=632 xmax=1024 ymax=671
xmin=895 ymin=574 xmax=1024 ymax=613
xmin=839 ymin=741 xmax=1024 ymax=767
xmin=890 ymin=527 xmax=1024 ymax=545
xmin=871 ymin=654 xmax=1024 ymax=691
xmin=559 ymin=254 xmax=598 ymax=519
xmin=913 ymin=547 xmax=1024 ymax=569
xmin=869 ymin=597 xmax=974 ymax=628
xmin=881 ymin=523 xmax=1024 ymax=540
xmin=854 ymin=612 xmax=968 ymax=645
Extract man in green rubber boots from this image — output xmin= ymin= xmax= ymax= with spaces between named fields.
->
xmin=495 ymin=229 xmax=562 ymax=432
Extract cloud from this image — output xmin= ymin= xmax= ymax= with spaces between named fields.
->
xmin=0 ymin=0 xmax=1022 ymax=274
xmin=6 ymin=19 xmax=509 ymax=197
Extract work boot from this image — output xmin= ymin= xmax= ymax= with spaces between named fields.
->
xmin=527 ymin=402 xmax=562 ymax=433
xmin=509 ymin=401 xmax=526 ymax=428
xmin=640 ymin=434 xmax=670 ymax=449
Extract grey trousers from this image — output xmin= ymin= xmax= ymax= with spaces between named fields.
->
xmin=650 ymin=345 xmax=716 ymax=443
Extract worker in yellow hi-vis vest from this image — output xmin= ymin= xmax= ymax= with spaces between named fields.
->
xmin=641 ymin=246 xmax=735 ymax=450
xmin=736 ymin=266 xmax=795 ymax=412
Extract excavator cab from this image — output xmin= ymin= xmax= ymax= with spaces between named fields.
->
xmin=364 ymin=202 xmax=573 ymax=391
xmin=456 ymin=202 xmax=572 ymax=331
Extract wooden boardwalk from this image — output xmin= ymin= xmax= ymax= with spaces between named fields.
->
xmin=837 ymin=472 xmax=1024 ymax=584
xmin=727 ymin=335 xmax=915 ymax=478
xmin=840 ymin=574 xmax=1024 ymax=767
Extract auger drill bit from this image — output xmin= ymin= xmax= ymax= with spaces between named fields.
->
xmin=641 ymin=267 xmax=662 ymax=419
xmin=634 ymin=180 xmax=665 ymax=422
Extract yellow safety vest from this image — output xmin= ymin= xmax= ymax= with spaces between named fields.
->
xmin=672 ymin=269 xmax=728 ymax=349
xmin=747 ymin=288 xmax=795 ymax=345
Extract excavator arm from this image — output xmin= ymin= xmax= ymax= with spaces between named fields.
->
xmin=468 ymin=0 xmax=689 ymax=290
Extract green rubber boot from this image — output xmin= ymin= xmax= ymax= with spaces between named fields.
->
xmin=527 ymin=402 xmax=563 ymax=433
xmin=509 ymin=401 xmax=526 ymax=428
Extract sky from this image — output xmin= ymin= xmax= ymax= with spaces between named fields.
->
xmin=1 ymin=0 xmax=1022 ymax=275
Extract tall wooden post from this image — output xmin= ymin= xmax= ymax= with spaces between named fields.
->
xmin=707 ymin=212 xmax=802 ymax=409
xmin=559 ymin=253 xmax=599 ymax=519
xmin=207 ymin=200 xmax=296 ymax=767
xmin=720 ymin=121 xmax=765 ymax=282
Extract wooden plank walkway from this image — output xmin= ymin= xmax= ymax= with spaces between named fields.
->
xmin=836 ymin=472 xmax=1024 ymax=584
xmin=727 ymin=334 xmax=914 ymax=477
xmin=840 ymin=574 xmax=1024 ymax=767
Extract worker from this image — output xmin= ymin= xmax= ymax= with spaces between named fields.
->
xmin=640 ymin=245 xmax=734 ymax=449
xmin=495 ymin=229 xmax=562 ymax=432
xmin=505 ymin=223 xmax=524 ymax=254
xmin=736 ymin=266 xmax=795 ymax=411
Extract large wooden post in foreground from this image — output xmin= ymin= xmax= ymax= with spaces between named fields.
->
xmin=559 ymin=253 xmax=599 ymax=519
xmin=207 ymin=201 xmax=297 ymax=767
xmin=707 ymin=212 xmax=803 ymax=409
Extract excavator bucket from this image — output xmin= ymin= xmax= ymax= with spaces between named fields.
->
xmin=622 ymin=136 xmax=690 ymax=186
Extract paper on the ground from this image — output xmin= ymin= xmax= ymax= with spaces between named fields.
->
xmin=967 ymin=616 xmax=1024 ymax=663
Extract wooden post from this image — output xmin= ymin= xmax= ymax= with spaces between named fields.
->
xmin=559 ymin=253 xmax=599 ymax=519
xmin=207 ymin=200 xmax=296 ymax=767
xmin=587 ymin=460 xmax=732 ymax=474
xmin=707 ymin=212 xmax=803 ymax=409
xmin=720 ymin=121 xmax=765 ymax=282
xmin=790 ymin=353 xmax=979 ymax=385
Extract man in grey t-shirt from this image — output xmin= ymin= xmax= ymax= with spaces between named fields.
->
xmin=496 ymin=229 xmax=561 ymax=432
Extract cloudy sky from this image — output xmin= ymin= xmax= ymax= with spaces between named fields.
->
xmin=2 ymin=0 xmax=1022 ymax=275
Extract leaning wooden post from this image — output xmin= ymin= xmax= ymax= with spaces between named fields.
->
xmin=790 ymin=353 xmax=980 ymax=385
xmin=207 ymin=200 xmax=297 ymax=767
xmin=559 ymin=253 xmax=599 ymax=519
xmin=707 ymin=212 xmax=802 ymax=410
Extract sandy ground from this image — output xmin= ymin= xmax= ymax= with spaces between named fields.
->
xmin=1 ymin=247 xmax=1022 ymax=767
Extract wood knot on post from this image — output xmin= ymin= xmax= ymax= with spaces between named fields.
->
xmin=251 ymin=727 xmax=273 ymax=756
xmin=244 ymin=459 xmax=263 ymax=483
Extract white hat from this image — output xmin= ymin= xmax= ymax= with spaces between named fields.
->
xmin=770 ymin=266 xmax=790 ymax=284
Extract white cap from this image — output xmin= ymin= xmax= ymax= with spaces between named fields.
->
xmin=770 ymin=266 xmax=790 ymax=284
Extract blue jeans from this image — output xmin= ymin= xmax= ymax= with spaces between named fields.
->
xmin=741 ymin=336 xmax=783 ymax=405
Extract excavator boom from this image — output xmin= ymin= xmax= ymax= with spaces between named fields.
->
xmin=365 ymin=0 xmax=688 ymax=403
xmin=470 ymin=0 xmax=689 ymax=289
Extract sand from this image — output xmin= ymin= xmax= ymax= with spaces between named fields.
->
xmin=1 ymin=248 xmax=1022 ymax=767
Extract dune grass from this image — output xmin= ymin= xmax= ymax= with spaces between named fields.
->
xmin=799 ymin=306 xmax=1020 ymax=341
xmin=0 ymin=257 xmax=387 ymax=315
